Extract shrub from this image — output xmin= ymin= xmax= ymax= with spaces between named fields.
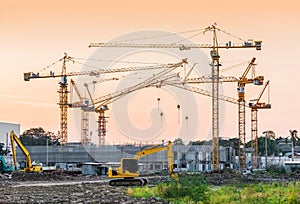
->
xmin=156 ymin=173 xmax=210 ymax=203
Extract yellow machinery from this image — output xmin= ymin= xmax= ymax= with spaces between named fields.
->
xmin=24 ymin=55 xmax=185 ymax=145
xmin=10 ymin=131 xmax=42 ymax=173
xmin=249 ymin=81 xmax=271 ymax=168
xmin=108 ymin=141 xmax=178 ymax=186
xmin=90 ymin=24 xmax=262 ymax=170
xmin=237 ymin=57 xmax=264 ymax=170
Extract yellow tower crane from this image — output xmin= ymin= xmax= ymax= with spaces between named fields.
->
xmin=236 ymin=57 xmax=264 ymax=170
xmin=87 ymin=64 xmax=185 ymax=145
xmin=249 ymin=80 xmax=271 ymax=168
xmin=89 ymin=24 xmax=262 ymax=170
xmin=24 ymin=55 xmax=185 ymax=145
xmin=69 ymin=78 xmax=118 ymax=144
xmin=171 ymin=58 xmax=264 ymax=170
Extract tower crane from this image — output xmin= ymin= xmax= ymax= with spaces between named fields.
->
xmin=249 ymin=80 xmax=271 ymax=168
xmin=70 ymin=79 xmax=89 ymax=144
xmin=24 ymin=55 xmax=185 ymax=145
xmin=168 ymin=57 xmax=264 ymax=170
xmin=90 ymin=24 xmax=262 ymax=170
xmin=69 ymin=78 xmax=118 ymax=144
xmin=88 ymin=62 xmax=185 ymax=145
xmin=236 ymin=57 xmax=264 ymax=170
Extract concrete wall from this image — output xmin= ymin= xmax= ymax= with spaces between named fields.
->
xmin=15 ymin=144 xmax=235 ymax=172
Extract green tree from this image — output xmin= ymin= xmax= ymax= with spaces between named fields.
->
xmin=263 ymin=130 xmax=276 ymax=139
xmin=20 ymin=127 xmax=60 ymax=146
xmin=257 ymin=137 xmax=279 ymax=156
xmin=173 ymin=138 xmax=184 ymax=145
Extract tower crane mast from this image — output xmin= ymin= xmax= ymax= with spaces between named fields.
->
xmin=70 ymin=79 xmax=89 ymax=144
xmin=58 ymin=54 xmax=68 ymax=145
xmin=237 ymin=57 xmax=264 ymax=170
xmin=249 ymin=80 xmax=271 ymax=168
xmin=90 ymin=24 xmax=262 ymax=170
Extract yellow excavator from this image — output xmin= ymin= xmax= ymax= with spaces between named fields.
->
xmin=108 ymin=141 xmax=178 ymax=186
xmin=10 ymin=131 xmax=42 ymax=173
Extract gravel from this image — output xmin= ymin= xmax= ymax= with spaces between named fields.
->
xmin=0 ymin=173 xmax=169 ymax=203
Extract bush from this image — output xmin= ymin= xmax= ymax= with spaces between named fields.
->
xmin=156 ymin=174 xmax=210 ymax=203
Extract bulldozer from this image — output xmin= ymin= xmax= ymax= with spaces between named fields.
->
xmin=108 ymin=141 xmax=178 ymax=186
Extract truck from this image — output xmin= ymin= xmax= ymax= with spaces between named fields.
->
xmin=108 ymin=141 xmax=178 ymax=186
xmin=10 ymin=131 xmax=42 ymax=173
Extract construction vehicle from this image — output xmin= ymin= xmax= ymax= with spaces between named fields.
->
xmin=10 ymin=131 xmax=42 ymax=173
xmin=0 ymin=156 xmax=14 ymax=174
xmin=108 ymin=141 xmax=178 ymax=186
xmin=90 ymin=24 xmax=262 ymax=170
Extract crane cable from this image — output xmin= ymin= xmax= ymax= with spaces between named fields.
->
xmin=215 ymin=27 xmax=247 ymax=42
xmin=106 ymin=26 xmax=247 ymax=44
xmin=37 ymin=58 xmax=64 ymax=73
xmin=171 ymin=31 xmax=206 ymax=45
xmin=73 ymin=57 xmax=166 ymax=66
xmin=111 ymin=28 xmax=206 ymax=43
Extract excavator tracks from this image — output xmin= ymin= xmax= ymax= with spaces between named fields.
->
xmin=108 ymin=178 xmax=148 ymax=186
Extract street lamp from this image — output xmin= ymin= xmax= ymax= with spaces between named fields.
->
xmin=185 ymin=115 xmax=189 ymax=142
xmin=177 ymin=104 xmax=181 ymax=124
xmin=157 ymin=98 xmax=160 ymax=115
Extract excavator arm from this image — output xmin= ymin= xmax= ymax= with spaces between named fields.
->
xmin=134 ymin=141 xmax=178 ymax=180
xmin=10 ymin=131 xmax=42 ymax=172
xmin=108 ymin=141 xmax=177 ymax=186
xmin=134 ymin=144 xmax=168 ymax=160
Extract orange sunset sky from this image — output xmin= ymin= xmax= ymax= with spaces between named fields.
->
xmin=1 ymin=0 xmax=299 ymax=144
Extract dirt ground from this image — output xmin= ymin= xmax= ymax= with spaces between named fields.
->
xmin=0 ymin=170 xmax=299 ymax=203
xmin=0 ymin=172 xmax=168 ymax=203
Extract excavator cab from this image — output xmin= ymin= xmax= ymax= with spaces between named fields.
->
xmin=121 ymin=158 xmax=139 ymax=174
xmin=108 ymin=158 xmax=146 ymax=186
